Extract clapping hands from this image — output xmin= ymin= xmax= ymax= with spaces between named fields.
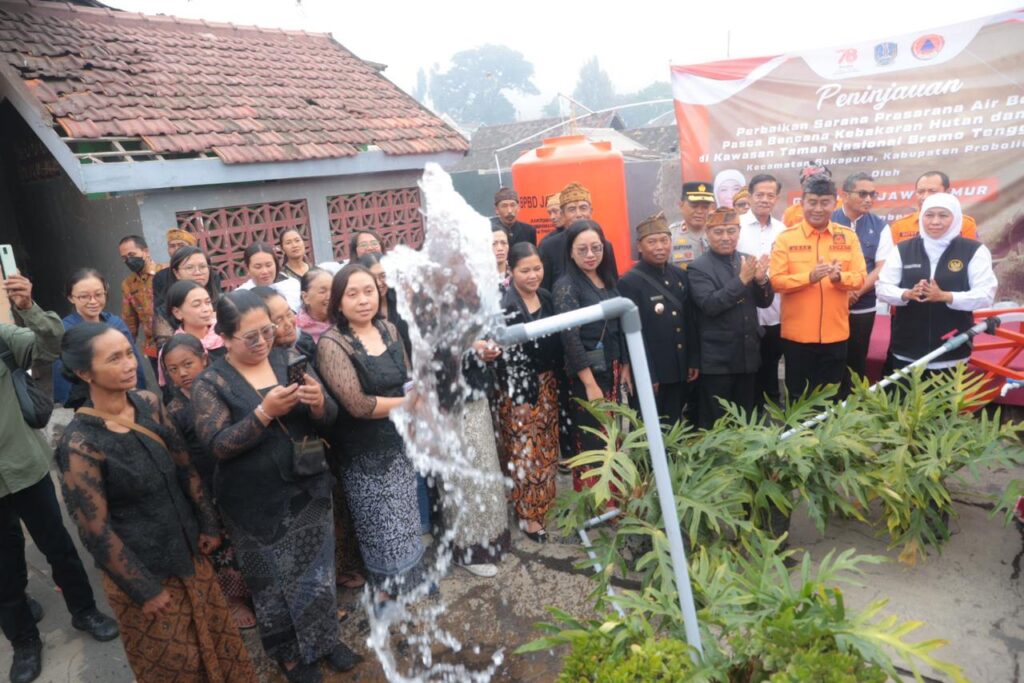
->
xmin=811 ymin=258 xmax=842 ymax=284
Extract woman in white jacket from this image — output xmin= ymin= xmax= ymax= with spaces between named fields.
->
xmin=876 ymin=193 xmax=996 ymax=372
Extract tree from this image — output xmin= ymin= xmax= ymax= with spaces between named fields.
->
xmin=412 ymin=67 xmax=429 ymax=105
xmin=616 ymin=81 xmax=674 ymax=128
xmin=542 ymin=96 xmax=561 ymax=118
xmin=572 ymin=57 xmax=616 ymax=112
xmin=429 ymin=45 xmax=539 ymax=127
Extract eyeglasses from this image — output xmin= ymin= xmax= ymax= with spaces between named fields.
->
xmin=356 ymin=239 xmax=380 ymax=249
xmin=851 ymin=190 xmax=878 ymax=199
xmin=236 ymin=324 xmax=277 ymax=349
xmin=72 ymin=292 xmax=106 ymax=302
xmin=574 ymin=244 xmax=604 ymax=257
xmin=179 ymin=264 xmax=209 ymax=274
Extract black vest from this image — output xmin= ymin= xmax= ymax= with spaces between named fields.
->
xmin=891 ymin=236 xmax=980 ymax=362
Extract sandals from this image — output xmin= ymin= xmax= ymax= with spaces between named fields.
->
xmin=326 ymin=642 xmax=363 ymax=673
xmin=336 ymin=571 xmax=366 ymax=589
xmin=282 ymin=661 xmax=322 ymax=683
xmin=227 ymin=600 xmax=257 ymax=630
xmin=523 ymin=528 xmax=548 ymax=543
xmin=519 ymin=519 xmax=548 ymax=543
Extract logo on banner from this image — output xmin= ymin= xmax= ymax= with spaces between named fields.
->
xmin=912 ymin=34 xmax=945 ymax=60
xmin=874 ymin=42 xmax=898 ymax=66
xmin=837 ymin=48 xmax=858 ymax=65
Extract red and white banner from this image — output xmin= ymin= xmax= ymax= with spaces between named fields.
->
xmin=671 ymin=9 xmax=1024 ymax=299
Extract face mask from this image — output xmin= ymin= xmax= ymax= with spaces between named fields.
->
xmin=124 ymin=256 xmax=146 ymax=274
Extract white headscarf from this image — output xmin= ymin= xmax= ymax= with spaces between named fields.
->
xmin=713 ymin=169 xmax=746 ymax=208
xmin=918 ymin=193 xmax=963 ymax=267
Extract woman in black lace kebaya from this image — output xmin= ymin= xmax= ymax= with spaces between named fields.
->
xmin=161 ymin=334 xmax=256 ymax=630
xmin=190 ymin=291 xmax=359 ymax=683
xmin=553 ymin=221 xmax=632 ymax=491
xmin=316 ymin=265 xmax=426 ymax=603
xmin=55 ymin=323 xmax=258 ymax=683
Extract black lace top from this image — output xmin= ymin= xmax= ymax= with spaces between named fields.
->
xmin=190 ymin=348 xmax=338 ymax=538
xmin=498 ymin=286 xmax=561 ymax=404
xmin=317 ymin=321 xmax=408 ymax=474
xmin=166 ymin=390 xmax=216 ymax=490
xmin=553 ymin=266 xmax=627 ymax=376
xmin=55 ymin=391 xmax=219 ymax=604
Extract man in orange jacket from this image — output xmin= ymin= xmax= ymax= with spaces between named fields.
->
xmin=890 ymin=170 xmax=977 ymax=244
xmin=771 ymin=175 xmax=867 ymax=399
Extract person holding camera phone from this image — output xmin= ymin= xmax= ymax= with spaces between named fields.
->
xmin=190 ymin=290 xmax=360 ymax=682
xmin=0 ymin=272 xmax=119 ymax=683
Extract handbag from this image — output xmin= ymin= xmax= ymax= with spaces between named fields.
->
xmin=290 ymin=435 xmax=329 ymax=477
xmin=0 ymin=337 xmax=54 ymax=429
xmin=76 ymin=407 xmax=167 ymax=449
xmin=274 ymin=418 xmax=329 ymax=477
xmin=583 ymin=322 xmax=609 ymax=375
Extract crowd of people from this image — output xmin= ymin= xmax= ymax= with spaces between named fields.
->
xmin=0 ymin=162 xmax=999 ymax=683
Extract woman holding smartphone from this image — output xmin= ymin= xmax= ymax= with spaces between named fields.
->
xmin=191 ymin=290 xmax=359 ymax=682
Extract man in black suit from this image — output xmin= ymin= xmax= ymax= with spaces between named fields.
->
xmin=491 ymin=187 xmax=536 ymax=247
xmin=618 ymin=212 xmax=699 ymax=425
xmin=688 ymin=208 xmax=773 ymax=428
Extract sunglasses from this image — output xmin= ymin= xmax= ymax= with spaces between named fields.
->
xmin=851 ymin=190 xmax=878 ymax=199
xmin=236 ymin=323 xmax=277 ymax=349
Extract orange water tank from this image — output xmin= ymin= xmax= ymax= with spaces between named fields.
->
xmin=511 ymin=135 xmax=632 ymax=275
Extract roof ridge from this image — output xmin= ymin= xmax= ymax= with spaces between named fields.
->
xmin=5 ymin=0 xmax=334 ymax=39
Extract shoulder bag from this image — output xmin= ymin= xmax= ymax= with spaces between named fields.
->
xmin=0 ymin=337 xmax=54 ymax=429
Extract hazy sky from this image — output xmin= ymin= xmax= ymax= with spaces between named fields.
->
xmin=110 ymin=0 xmax=1022 ymax=119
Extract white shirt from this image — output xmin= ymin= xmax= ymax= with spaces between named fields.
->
xmin=737 ymin=210 xmax=787 ymax=326
xmin=875 ymin=225 xmax=894 ymax=265
xmin=317 ymin=261 xmax=343 ymax=275
xmin=236 ymin=277 xmax=303 ymax=312
xmin=876 ymin=243 xmax=997 ymax=368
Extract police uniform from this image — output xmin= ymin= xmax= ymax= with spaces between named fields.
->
xmin=669 ymin=181 xmax=715 ymax=268
xmin=618 ymin=213 xmax=699 ymax=424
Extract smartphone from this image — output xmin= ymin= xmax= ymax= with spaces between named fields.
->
xmin=286 ymin=355 xmax=308 ymax=387
xmin=0 ymin=245 xmax=16 ymax=280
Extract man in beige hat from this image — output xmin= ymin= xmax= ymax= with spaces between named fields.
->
xmin=540 ymin=182 xmax=618 ymax=290
xmin=618 ymin=212 xmax=699 ymax=424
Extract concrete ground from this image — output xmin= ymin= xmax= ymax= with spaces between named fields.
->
xmin=2 ymin=412 xmax=1022 ymax=682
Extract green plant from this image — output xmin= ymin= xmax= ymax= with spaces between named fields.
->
xmin=529 ymin=370 xmax=1024 ymax=681
xmin=521 ymin=533 xmax=969 ymax=682
xmin=992 ymin=479 xmax=1024 ymax=526
xmin=554 ymin=400 xmax=750 ymax=605
xmin=851 ymin=366 xmax=1024 ymax=563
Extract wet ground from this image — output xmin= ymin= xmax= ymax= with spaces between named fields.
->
xmin=2 ymin=409 xmax=1022 ymax=682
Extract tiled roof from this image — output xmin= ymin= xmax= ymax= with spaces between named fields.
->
xmin=0 ymin=0 xmax=468 ymax=164
xmin=448 ymin=111 xmax=625 ymax=173
xmin=621 ymin=125 xmax=679 ymax=157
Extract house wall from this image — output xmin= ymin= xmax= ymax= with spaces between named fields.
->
xmin=136 ymin=170 xmax=425 ymax=265
xmin=450 ymin=170 xmax=502 ymax=219
xmin=17 ymin=175 xmax=142 ymax=313
xmin=0 ymin=104 xmax=143 ymax=313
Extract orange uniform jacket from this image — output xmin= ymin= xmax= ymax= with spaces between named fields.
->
xmin=783 ymin=197 xmax=843 ymax=227
xmin=890 ymin=211 xmax=977 ymax=244
xmin=770 ymin=221 xmax=867 ymax=344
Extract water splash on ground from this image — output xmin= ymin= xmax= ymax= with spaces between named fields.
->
xmin=373 ymin=163 xmax=507 ymax=681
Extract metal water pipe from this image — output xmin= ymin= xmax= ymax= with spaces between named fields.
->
xmin=496 ymin=296 xmax=703 ymax=658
